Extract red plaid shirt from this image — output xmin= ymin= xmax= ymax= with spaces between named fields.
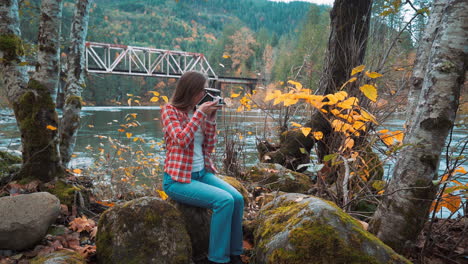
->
xmin=161 ymin=104 xmax=218 ymax=183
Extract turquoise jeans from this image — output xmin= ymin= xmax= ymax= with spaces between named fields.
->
xmin=163 ymin=169 xmax=244 ymax=263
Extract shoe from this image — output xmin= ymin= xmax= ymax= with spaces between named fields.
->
xmin=230 ymin=255 xmax=244 ymax=264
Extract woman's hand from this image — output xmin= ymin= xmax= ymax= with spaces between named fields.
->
xmin=198 ymin=101 xmax=222 ymax=121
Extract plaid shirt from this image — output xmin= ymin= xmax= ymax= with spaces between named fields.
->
xmin=161 ymin=104 xmax=218 ymax=183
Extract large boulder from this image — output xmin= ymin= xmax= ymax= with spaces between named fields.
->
xmin=247 ymin=163 xmax=314 ymax=193
xmin=96 ymin=197 xmax=192 ymax=264
xmin=30 ymin=250 xmax=86 ymax=264
xmin=170 ymin=201 xmax=211 ymax=262
xmin=0 ymin=192 xmax=60 ymax=251
xmin=254 ymin=193 xmax=411 ymax=264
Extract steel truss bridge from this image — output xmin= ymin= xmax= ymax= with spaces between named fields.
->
xmin=85 ymin=41 xmax=261 ymax=89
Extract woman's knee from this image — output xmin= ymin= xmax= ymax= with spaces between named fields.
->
xmin=214 ymin=192 xmax=234 ymax=209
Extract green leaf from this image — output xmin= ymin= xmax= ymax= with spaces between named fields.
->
xmin=299 ymin=148 xmax=307 ymax=154
xmin=372 ymin=180 xmax=386 ymax=191
xmin=324 ymin=153 xmax=337 ymax=162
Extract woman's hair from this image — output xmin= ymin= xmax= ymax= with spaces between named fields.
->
xmin=170 ymin=71 xmax=207 ymax=111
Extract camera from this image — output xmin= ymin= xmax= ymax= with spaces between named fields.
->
xmin=197 ymin=88 xmax=225 ymax=106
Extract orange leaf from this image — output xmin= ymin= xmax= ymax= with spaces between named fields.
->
xmin=313 ymin=131 xmax=323 ymax=140
xmin=46 ymin=125 xmax=57 ymax=131
xmin=72 ymin=169 xmax=82 ymax=174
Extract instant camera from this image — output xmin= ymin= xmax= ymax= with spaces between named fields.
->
xmin=197 ymin=88 xmax=225 ymax=106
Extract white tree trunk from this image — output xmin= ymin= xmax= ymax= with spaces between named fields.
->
xmin=60 ymin=0 xmax=92 ymax=166
xmin=405 ymin=1 xmax=445 ymax=133
xmin=369 ymin=0 xmax=467 ymax=252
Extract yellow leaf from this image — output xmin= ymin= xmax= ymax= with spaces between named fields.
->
xmin=130 ymin=113 xmax=137 ymax=119
xmin=300 ymin=127 xmax=312 ymax=137
xmin=222 ymin=54 xmax=231 ymax=58
xmin=127 ymin=93 xmax=133 ymax=97
xmin=161 ymin=96 xmax=169 ymax=103
xmin=88 ymin=124 xmax=94 ymax=128
xmin=46 ymin=125 xmax=57 ymax=131
xmin=313 ymin=131 xmax=323 ymax=140
xmin=334 ymin=91 xmax=348 ymax=101
xmin=351 ymin=65 xmax=365 ymax=76
xmin=360 ymin=109 xmax=378 ymax=124
xmin=157 ymin=190 xmax=168 ymax=200
xmin=325 ymin=94 xmax=339 ymax=105
xmin=283 ymin=98 xmax=298 ymax=106
xmin=337 ymin=97 xmax=359 ymax=109
xmin=127 ymin=98 xmax=132 ymax=106
xmin=73 ymin=169 xmax=82 ymax=174
xmin=360 ymin=84 xmax=378 ymax=102
xmin=348 ymin=77 xmax=358 ymax=83
xmin=291 ymin=122 xmax=302 ymax=127
xmin=126 ymin=132 xmax=132 ymax=138
xmin=150 ymin=97 xmax=159 ymax=102
xmin=365 ymin=71 xmax=383 ymax=79
xmin=133 ymin=137 xmax=139 ymax=142
xmin=231 ymin=93 xmax=241 ymax=98
xmin=287 ymin=80 xmax=302 ymax=90
xmin=377 ymin=190 xmax=385 ymax=195
xmin=273 ymin=97 xmax=283 ymax=105
xmin=149 ymin=91 xmax=160 ymax=96
xmin=236 ymin=106 xmax=244 ymax=112
xmin=299 ymin=148 xmax=307 ymax=154
xmin=378 ymin=129 xmax=389 ymax=134
xmin=352 ymin=121 xmax=366 ymax=131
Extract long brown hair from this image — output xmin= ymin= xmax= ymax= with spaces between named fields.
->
xmin=170 ymin=71 xmax=207 ymax=111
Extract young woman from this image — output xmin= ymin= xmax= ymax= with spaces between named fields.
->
xmin=161 ymin=71 xmax=244 ymax=264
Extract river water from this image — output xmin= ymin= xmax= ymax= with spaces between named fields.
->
xmin=0 ymin=106 xmax=466 ymax=216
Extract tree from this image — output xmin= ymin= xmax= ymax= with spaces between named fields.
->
xmin=1 ymin=0 xmax=65 ymax=181
xmin=60 ymin=0 xmax=92 ymax=166
xmin=0 ymin=0 xmax=92 ymax=182
xmin=369 ymin=0 xmax=467 ymax=252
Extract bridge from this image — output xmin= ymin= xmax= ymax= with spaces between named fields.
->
xmin=84 ymin=41 xmax=261 ymax=89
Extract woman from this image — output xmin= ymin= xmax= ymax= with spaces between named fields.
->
xmin=161 ymin=71 xmax=244 ymax=264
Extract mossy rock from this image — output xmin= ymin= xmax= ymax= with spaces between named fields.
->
xmin=218 ymin=175 xmax=250 ymax=204
xmin=254 ymin=193 xmax=411 ymax=264
xmin=247 ymin=163 xmax=314 ymax=193
xmin=96 ymin=197 xmax=191 ymax=264
xmin=30 ymin=250 xmax=86 ymax=264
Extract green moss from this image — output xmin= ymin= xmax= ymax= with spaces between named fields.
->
xmin=0 ymin=150 xmax=22 ymax=176
xmin=65 ymin=95 xmax=83 ymax=108
xmin=256 ymin=197 xmax=411 ymax=264
xmin=268 ymin=220 xmax=381 ymax=264
xmin=0 ymin=34 xmax=25 ymax=63
xmin=46 ymin=180 xmax=81 ymax=207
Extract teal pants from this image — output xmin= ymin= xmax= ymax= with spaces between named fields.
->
xmin=163 ymin=169 xmax=244 ymax=263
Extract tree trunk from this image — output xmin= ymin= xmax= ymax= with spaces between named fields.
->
xmin=317 ymin=0 xmax=372 ymax=97
xmin=1 ymin=0 xmax=65 ymax=182
xmin=369 ymin=0 xmax=467 ymax=252
xmin=405 ymin=1 xmax=445 ymax=133
xmin=60 ymin=0 xmax=92 ymax=166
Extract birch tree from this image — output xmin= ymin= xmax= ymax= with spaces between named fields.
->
xmin=0 ymin=0 xmax=65 ymax=182
xmin=369 ymin=0 xmax=467 ymax=252
xmin=60 ymin=0 xmax=92 ymax=166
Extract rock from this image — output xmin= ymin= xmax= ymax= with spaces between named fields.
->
xmin=254 ymin=193 xmax=411 ymax=264
xmin=170 ymin=200 xmax=211 ymax=262
xmin=0 ymin=192 xmax=60 ymax=250
xmin=30 ymin=250 xmax=86 ymax=264
xmin=96 ymin=197 xmax=192 ymax=264
xmin=247 ymin=163 xmax=314 ymax=193
xmin=218 ymin=175 xmax=250 ymax=204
